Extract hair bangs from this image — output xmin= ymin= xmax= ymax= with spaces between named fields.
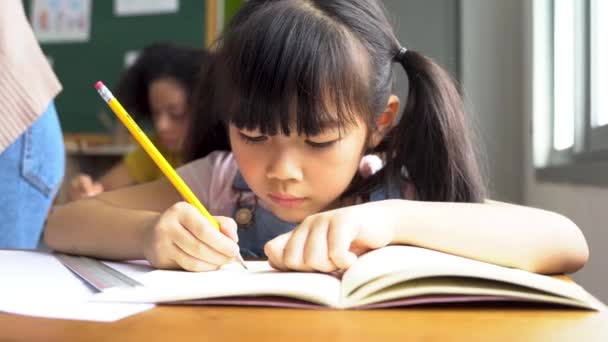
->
xmin=218 ymin=0 xmax=372 ymax=137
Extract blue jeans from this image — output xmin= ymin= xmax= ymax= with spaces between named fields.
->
xmin=0 ymin=102 xmax=64 ymax=249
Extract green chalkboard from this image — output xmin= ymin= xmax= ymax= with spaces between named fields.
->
xmin=24 ymin=1 xmax=205 ymax=133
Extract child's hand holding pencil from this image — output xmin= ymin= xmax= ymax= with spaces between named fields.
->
xmin=143 ymin=202 xmax=241 ymax=271
xmin=95 ymin=81 xmax=247 ymax=271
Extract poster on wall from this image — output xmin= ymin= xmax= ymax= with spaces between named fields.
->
xmin=114 ymin=0 xmax=179 ymax=16
xmin=30 ymin=0 xmax=92 ymax=43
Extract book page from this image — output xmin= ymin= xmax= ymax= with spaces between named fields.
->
xmin=343 ymin=277 xmax=598 ymax=309
xmin=93 ymin=261 xmax=342 ymax=307
xmin=340 ymin=246 xmax=599 ymax=308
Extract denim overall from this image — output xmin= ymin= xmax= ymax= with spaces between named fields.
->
xmin=232 ymin=172 xmax=403 ymax=258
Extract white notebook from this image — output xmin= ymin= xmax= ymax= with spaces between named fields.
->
xmin=91 ymin=246 xmax=604 ymax=310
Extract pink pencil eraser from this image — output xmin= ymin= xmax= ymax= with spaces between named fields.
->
xmin=94 ymin=81 xmax=104 ymax=90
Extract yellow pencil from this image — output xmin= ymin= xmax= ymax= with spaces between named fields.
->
xmin=95 ymin=81 xmax=247 ymax=270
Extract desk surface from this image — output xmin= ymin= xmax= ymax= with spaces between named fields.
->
xmin=63 ymin=133 xmax=135 ymax=156
xmin=1 ymin=305 xmax=607 ymax=342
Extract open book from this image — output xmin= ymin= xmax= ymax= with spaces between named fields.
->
xmin=92 ymin=246 xmax=603 ymax=310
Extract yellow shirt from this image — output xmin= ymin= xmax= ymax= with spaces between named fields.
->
xmin=124 ymin=135 xmax=183 ymax=184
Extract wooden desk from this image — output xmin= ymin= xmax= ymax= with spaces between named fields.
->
xmin=1 ymin=305 xmax=606 ymax=341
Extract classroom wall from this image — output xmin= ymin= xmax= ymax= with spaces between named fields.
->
xmin=460 ymin=0 xmax=608 ymax=302
xmin=460 ymin=0 xmax=524 ymax=203
xmin=382 ymin=0 xmax=460 ymax=79
xmin=382 ymin=0 xmax=460 ymax=107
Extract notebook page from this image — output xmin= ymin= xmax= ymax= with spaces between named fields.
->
xmin=340 ymin=246 xmax=596 ymax=306
xmin=344 ymin=277 xmax=597 ymax=309
xmin=93 ymin=261 xmax=342 ymax=307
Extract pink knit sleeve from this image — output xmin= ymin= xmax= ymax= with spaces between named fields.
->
xmin=0 ymin=1 xmax=62 ymax=151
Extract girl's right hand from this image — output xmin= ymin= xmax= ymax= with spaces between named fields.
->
xmin=142 ymin=201 xmax=241 ymax=272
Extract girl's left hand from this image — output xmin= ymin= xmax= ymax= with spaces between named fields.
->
xmin=264 ymin=202 xmax=397 ymax=272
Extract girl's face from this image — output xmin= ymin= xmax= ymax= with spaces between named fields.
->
xmin=229 ymin=120 xmax=368 ymax=223
xmin=148 ymin=78 xmax=189 ymax=153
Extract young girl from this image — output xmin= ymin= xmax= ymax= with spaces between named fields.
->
xmin=68 ymin=43 xmax=213 ymax=201
xmin=45 ymin=0 xmax=588 ymax=275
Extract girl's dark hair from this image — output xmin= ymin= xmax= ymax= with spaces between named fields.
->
xmin=190 ymin=0 xmax=485 ymax=202
xmin=115 ymin=42 xmax=209 ymax=121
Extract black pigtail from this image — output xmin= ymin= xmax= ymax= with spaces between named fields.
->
xmin=386 ymin=50 xmax=485 ymax=202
